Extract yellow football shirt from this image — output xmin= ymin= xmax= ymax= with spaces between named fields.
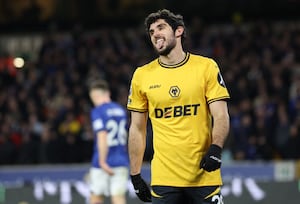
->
xmin=127 ymin=53 xmax=230 ymax=187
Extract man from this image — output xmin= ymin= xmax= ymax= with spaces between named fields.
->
xmin=88 ymin=79 xmax=129 ymax=204
xmin=127 ymin=9 xmax=230 ymax=204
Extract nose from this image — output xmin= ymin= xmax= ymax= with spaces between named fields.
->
xmin=153 ymin=29 xmax=159 ymax=36
xmin=153 ymin=31 xmax=163 ymax=40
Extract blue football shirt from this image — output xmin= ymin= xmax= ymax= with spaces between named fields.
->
xmin=90 ymin=102 xmax=129 ymax=168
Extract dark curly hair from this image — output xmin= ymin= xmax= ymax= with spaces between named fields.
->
xmin=144 ymin=9 xmax=187 ymax=41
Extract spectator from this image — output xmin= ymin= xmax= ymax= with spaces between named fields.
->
xmin=1 ymin=19 xmax=300 ymax=164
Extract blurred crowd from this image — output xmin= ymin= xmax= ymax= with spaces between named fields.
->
xmin=0 ymin=18 xmax=300 ymax=165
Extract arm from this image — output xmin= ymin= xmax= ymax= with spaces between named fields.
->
xmin=200 ymin=100 xmax=230 ymax=172
xmin=97 ymin=131 xmax=114 ymax=175
xmin=128 ymin=111 xmax=152 ymax=202
xmin=209 ymin=100 xmax=230 ymax=148
xmin=128 ymin=111 xmax=148 ymax=175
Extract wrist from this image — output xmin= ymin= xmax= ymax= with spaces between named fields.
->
xmin=208 ymin=144 xmax=222 ymax=156
xmin=131 ymin=173 xmax=142 ymax=182
xmin=210 ymin=144 xmax=222 ymax=151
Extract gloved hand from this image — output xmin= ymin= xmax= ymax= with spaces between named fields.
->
xmin=200 ymin=144 xmax=222 ymax=172
xmin=130 ymin=174 xmax=152 ymax=202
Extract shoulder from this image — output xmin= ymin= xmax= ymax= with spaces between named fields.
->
xmin=188 ymin=53 xmax=217 ymax=65
xmin=108 ymin=102 xmax=127 ymax=116
xmin=133 ymin=58 xmax=159 ymax=75
xmin=188 ymin=53 xmax=221 ymax=74
xmin=91 ymin=106 xmax=102 ymax=119
xmin=112 ymin=102 xmax=126 ymax=111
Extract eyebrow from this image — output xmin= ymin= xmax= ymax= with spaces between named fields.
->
xmin=149 ymin=22 xmax=168 ymax=34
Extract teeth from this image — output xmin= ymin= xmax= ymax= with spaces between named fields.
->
xmin=156 ymin=39 xmax=163 ymax=48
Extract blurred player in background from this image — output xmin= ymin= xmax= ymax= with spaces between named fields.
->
xmin=88 ymin=79 xmax=129 ymax=204
xmin=127 ymin=9 xmax=230 ymax=204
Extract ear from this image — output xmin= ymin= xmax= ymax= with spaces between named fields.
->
xmin=175 ymin=26 xmax=184 ymax=37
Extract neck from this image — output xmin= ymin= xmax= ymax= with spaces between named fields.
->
xmin=159 ymin=45 xmax=185 ymax=65
xmin=95 ymin=98 xmax=111 ymax=106
xmin=159 ymin=51 xmax=186 ymax=65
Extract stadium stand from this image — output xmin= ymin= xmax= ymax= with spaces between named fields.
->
xmin=0 ymin=19 xmax=300 ymax=165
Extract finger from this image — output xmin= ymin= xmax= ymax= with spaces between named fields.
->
xmin=103 ymin=166 xmax=114 ymax=175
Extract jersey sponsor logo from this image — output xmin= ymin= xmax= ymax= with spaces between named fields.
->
xmin=169 ymin=86 xmax=180 ymax=97
xmin=217 ymin=72 xmax=226 ymax=88
xmin=127 ymin=85 xmax=132 ymax=105
xmin=154 ymin=104 xmax=200 ymax=118
xmin=149 ymin=84 xmax=161 ymax=89
xmin=127 ymin=98 xmax=132 ymax=105
xmin=107 ymin=108 xmax=125 ymax=117
xmin=93 ymin=119 xmax=104 ymax=130
xmin=129 ymin=84 xmax=132 ymax=96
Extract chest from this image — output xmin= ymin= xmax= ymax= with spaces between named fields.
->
xmin=142 ymin=66 xmax=206 ymax=105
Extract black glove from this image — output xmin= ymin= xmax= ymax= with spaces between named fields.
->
xmin=200 ymin=144 xmax=222 ymax=172
xmin=131 ymin=174 xmax=152 ymax=202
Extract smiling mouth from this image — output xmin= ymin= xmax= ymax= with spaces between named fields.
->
xmin=156 ymin=39 xmax=164 ymax=49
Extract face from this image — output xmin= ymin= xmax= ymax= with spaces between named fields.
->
xmin=89 ymin=89 xmax=107 ymax=106
xmin=149 ymin=19 xmax=177 ymax=56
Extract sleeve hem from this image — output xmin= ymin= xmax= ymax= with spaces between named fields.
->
xmin=207 ymin=97 xmax=230 ymax=104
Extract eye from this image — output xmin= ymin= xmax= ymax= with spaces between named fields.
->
xmin=157 ymin=25 xmax=164 ymax=30
xmin=149 ymin=30 xmax=154 ymax=36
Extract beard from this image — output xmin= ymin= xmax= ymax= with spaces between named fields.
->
xmin=155 ymin=37 xmax=176 ymax=56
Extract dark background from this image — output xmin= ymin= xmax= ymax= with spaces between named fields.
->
xmin=0 ymin=2 xmax=300 ymax=203
xmin=1 ymin=0 xmax=300 ymax=164
xmin=1 ymin=0 xmax=300 ymax=32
